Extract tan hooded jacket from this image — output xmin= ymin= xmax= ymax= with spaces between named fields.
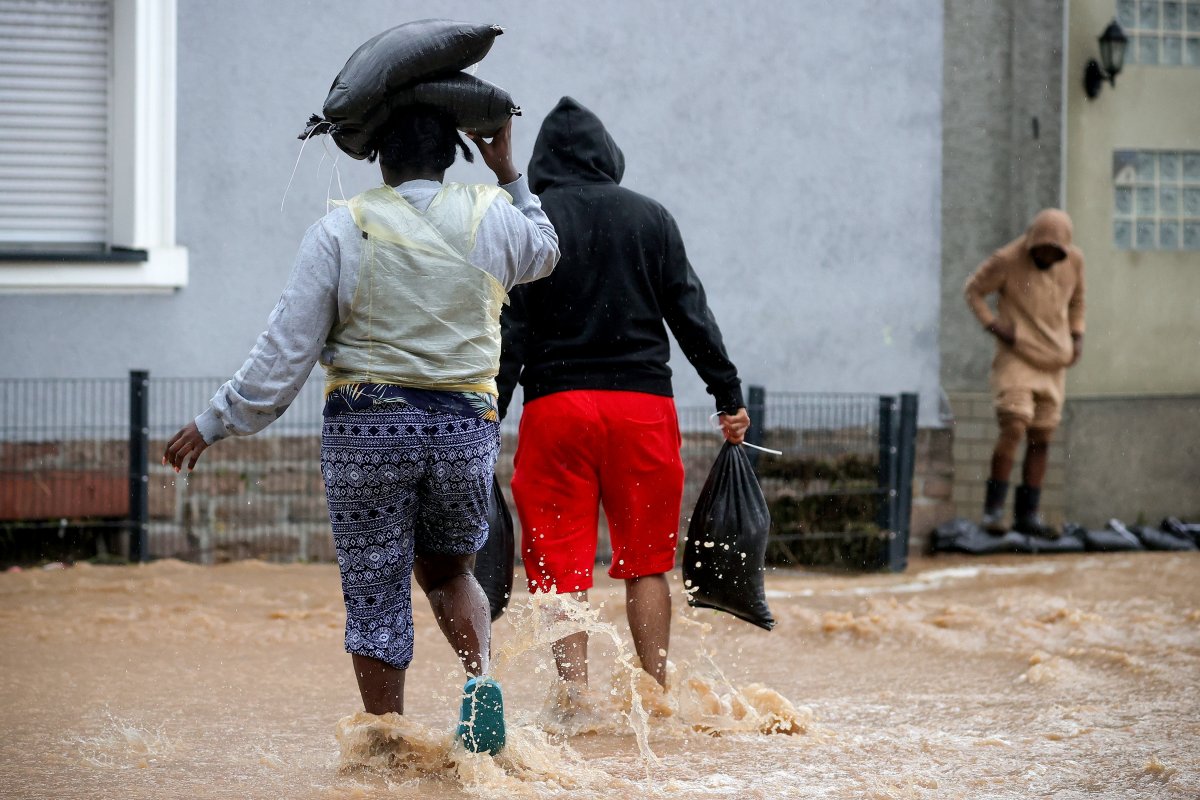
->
xmin=965 ymin=209 xmax=1086 ymax=372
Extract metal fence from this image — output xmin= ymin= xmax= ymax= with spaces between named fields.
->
xmin=0 ymin=373 xmax=917 ymax=571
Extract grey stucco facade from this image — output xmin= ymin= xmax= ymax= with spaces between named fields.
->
xmin=0 ymin=1 xmax=944 ymax=424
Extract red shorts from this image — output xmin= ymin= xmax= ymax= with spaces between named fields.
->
xmin=511 ymin=390 xmax=686 ymax=593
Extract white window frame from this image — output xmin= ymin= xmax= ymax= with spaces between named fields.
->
xmin=0 ymin=0 xmax=187 ymax=293
xmin=1118 ymin=0 xmax=1200 ymax=67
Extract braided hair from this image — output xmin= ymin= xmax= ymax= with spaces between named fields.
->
xmin=371 ymin=105 xmax=473 ymax=172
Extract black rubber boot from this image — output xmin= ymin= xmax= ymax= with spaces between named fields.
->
xmin=981 ymin=479 xmax=1009 ymax=534
xmin=1013 ymin=485 xmax=1057 ymax=538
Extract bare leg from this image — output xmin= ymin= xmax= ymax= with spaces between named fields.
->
xmin=414 ymin=553 xmax=491 ymax=676
xmin=552 ymin=590 xmax=589 ymax=685
xmin=989 ymin=414 xmax=1027 ymax=482
xmin=1022 ymin=427 xmax=1053 ymax=489
xmin=352 ymin=654 xmax=406 ymax=715
xmin=625 ymin=573 xmax=671 ymax=687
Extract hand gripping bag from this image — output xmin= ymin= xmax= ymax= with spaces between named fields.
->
xmin=323 ymin=72 xmax=521 ymax=159
xmin=682 ymin=442 xmax=776 ymax=631
xmin=474 ymin=476 xmax=515 ymax=621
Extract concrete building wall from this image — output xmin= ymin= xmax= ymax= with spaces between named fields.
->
xmin=1062 ymin=396 xmax=1200 ymax=526
xmin=941 ymin=0 xmax=1065 ymax=392
xmin=938 ymin=0 xmax=1066 ymax=530
xmin=0 ymin=0 xmax=945 ymax=424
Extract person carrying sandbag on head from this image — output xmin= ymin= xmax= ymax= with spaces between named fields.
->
xmin=162 ymin=106 xmax=559 ymax=754
xmin=965 ymin=209 xmax=1085 ymax=538
xmin=497 ymin=97 xmax=748 ymax=711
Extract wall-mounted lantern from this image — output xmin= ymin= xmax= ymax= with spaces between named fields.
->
xmin=1084 ymin=20 xmax=1129 ymax=99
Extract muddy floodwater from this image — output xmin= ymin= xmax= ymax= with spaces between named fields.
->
xmin=1 ymin=553 xmax=1197 ymax=799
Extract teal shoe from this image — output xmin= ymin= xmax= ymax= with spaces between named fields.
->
xmin=456 ymin=676 xmax=505 ymax=754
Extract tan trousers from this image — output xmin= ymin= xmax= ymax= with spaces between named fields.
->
xmin=990 ymin=350 xmax=1066 ymax=430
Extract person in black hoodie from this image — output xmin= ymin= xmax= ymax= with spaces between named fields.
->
xmin=498 ymin=97 xmax=748 ymax=699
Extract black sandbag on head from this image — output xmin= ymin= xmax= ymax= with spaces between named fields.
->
xmin=474 ymin=476 xmax=515 ymax=621
xmin=330 ymin=73 xmax=521 ymax=160
xmin=682 ymin=442 xmax=775 ymax=631
xmin=323 ymin=19 xmax=502 ymax=124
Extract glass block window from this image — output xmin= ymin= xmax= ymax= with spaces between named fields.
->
xmin=1117 ymin=0 xmax=1200 ymax=66
xmin=1113 ymin=150 xmax=1200 ymax=250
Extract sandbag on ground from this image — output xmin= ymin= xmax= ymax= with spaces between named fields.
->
xmin=1161 ymin=517 xmax=1200 ymax=547
xmin=323 ymin=20 xmax=502 ymax=124
xmin=931 ymin=518 xmax=1083 ymax=556
xmin=1065 ymin=520 xmax=1144 ymax=552
xmin=328 ymin=72 xmax=520 ymax=159
xmin=1133 ymin=525 xmax=1197 ymax=552
xmin=682 ymin=442 xmax=775 ymax=631
xmin=1018 ymin=529 xmax=1084 ymax=554
xmin=931 ymin=518 xmax=1027 ymax=555
xmin=473 ymin=476 xmax=515 ymax=621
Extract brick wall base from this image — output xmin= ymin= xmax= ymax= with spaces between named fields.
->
xmin=945 ymin=392 xmax=1066 ymax=528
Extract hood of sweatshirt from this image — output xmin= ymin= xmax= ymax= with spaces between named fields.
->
xmin=1024 ymin=209 xmax=1073 ymax=258
xmin=528 ymin=96 xmax=625 ymax=194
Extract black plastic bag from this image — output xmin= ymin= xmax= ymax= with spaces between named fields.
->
xmin=932 ymin=518 xmax=1084 ymax=555
xmin=932 ymin=518 xmax=1025 ymax=555
xmin=1020 ymin=529 xmax=1084 ymax=554
xmin=1162 ymin=517 xmax=1200 ymax=546
xmin=1065 ymin=521 xmax=1144 ymax=552
xmin=473 ymin=476 xmax=514 ymax=621
xmin=931 ymin=518 xmax=978 ymax=552
xmin=1133 ymin=525 xmax=1197 ymax=552
xmin=327 ymin=72 xmax=520 ymax=159
xmin=682 ymin=443 xmax=775 ymax=631
xmin=324 ymin=20 xmax=501 ymax=124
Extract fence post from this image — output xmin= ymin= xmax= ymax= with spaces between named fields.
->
xmin=888 ymin=393 xmax=920 ymax=573
xmin=876 ymin=396 xmax=898 ymax=566
xmin=128 ymin=370 xmax=150 ymax=563
xmin=745 ymin=385 xmax=766 ymax=468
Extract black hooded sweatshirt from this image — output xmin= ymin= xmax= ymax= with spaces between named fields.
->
xmin=497 ymin=97 xmax=743 ymax=417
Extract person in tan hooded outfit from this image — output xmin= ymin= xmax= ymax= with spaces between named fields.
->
xmin=965 ymin=209 xmax=1085 ymax=536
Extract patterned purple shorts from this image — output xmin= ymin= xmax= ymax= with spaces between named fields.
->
xmin=321 ymin=404 xmax=500 ymax=669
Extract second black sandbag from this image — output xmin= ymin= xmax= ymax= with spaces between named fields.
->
xmin=473 ymin=476 xmax=515 ymax=621
xmin=330 ymin=73 xmax=520 ymax=159
xmin=682 ymin=442 xmax=775 ymax=631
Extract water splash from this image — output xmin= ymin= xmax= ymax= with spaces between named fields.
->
xmin=75 ymin=715 xmax=175 ymax=770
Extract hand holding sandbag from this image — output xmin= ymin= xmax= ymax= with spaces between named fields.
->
xmin=682 ymin=442 xmax=775 ymax=631
xmin=467 ymin=118 xmax=518 ymax=184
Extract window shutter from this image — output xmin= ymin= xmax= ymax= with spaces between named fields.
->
xmin=0 ymin=0 xmax=110 ymax=247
